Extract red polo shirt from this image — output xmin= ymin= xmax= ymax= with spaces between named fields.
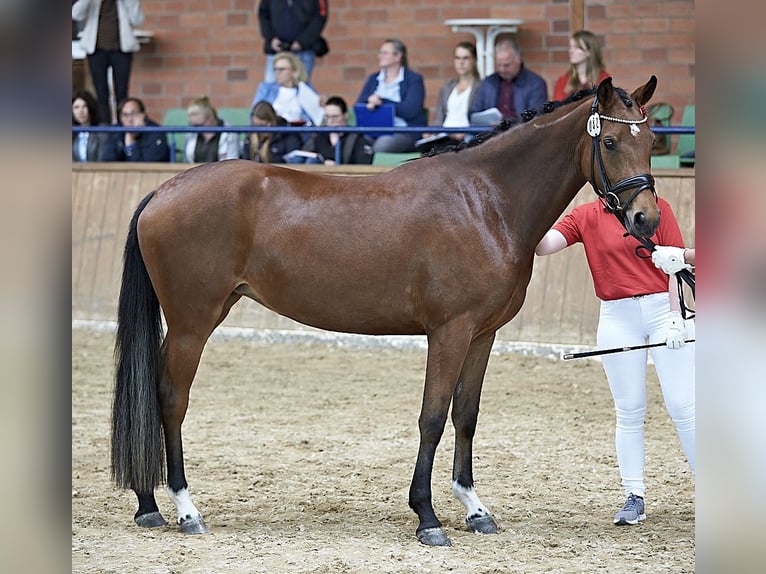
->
xmin=553 ymin=197 xmax=686 ymax=301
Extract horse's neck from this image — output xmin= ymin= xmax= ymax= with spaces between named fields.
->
xmin=481 ymin=108 xmax=589 ymax=248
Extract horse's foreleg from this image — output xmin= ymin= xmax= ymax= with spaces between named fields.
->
xmin=410 ymin=325 xmax=473 ymax=547
xmin=159 ymin=329 xmax=210 ymax=534
xmin=451 ymin=332 xmax=499 ymax=535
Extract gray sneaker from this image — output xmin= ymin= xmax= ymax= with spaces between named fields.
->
xmin=614 ymin=494 xmax=646 ymax=525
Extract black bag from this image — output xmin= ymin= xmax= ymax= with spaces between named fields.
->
xmin=313 ymin=36 xmax=329 ymax=57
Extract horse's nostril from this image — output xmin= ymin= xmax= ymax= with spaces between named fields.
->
xmin=634 ymin=212 xmax=647 ymax=228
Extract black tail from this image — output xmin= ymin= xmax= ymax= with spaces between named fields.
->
xmin=111 ymin=191 xmax=166 ymax=492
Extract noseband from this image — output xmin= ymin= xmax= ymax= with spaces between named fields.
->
xmin=587 ymin=95 xmax=656 ymax=219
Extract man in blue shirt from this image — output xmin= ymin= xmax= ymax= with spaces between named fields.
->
xmin=470 ymin=38 xmax=547 ymax=123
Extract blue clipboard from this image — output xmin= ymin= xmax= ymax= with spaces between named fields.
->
xmin=353 ymin=103 xmax=395 ymax=138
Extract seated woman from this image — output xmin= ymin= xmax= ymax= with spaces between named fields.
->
xmin=431 ymin=41 xmax=480 ymax=143
xmin=184 ymin=96 xmax=240 ymax=162
xmin=72 ymin=90 xmax=112 ymax=162
xmin=301 ymin=96 xmax=373 ymax=165
xmin=250 ymin=52 xmax=322 ymax=126
xmin=109 ymin=97 xmax=170 ymax=162
xmin=356 ymin=38 xmax=425 ymax=153
xmin=242 ymin=100 xmax=303 ymax=163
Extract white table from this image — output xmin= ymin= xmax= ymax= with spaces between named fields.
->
xmin=444 ymin=19 xmax=524 ymax=78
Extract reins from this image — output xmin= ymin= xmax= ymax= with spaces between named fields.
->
xmin=586 ymin=94 xmax=695 ymax=318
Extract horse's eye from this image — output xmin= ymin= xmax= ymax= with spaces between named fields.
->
xmin=603 ymin=138 xmax=616 ymax=150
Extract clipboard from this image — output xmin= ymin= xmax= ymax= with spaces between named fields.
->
xmin=353 ymin=103 xmax=395 ymax=138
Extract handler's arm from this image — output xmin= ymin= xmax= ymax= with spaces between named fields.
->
xmin=535 ymin=229 xmax=568 ymax=256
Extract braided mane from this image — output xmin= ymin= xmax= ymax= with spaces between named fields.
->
xmin=424 ymin=85 xmax=633 ymax=157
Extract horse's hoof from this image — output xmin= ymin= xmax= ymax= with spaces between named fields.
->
xmin=466 ymin=513 xmax=498 ymax=534
xmin=417 ymin=527 xmax=452 ymax=546
xmin=134 ymin=511 xmax=168 ymax=528
xmin=179 ymin=516 xmax=209 ymax=534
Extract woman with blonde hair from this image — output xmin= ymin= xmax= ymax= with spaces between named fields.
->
xmin=553 ymin=30 xmax=610 ymax=101
xmin=242 ymin=100 xmax=303 ymax=163
xmin=251 ymin=52 xmax=321 ymax=125
xmin=184 ymin=96 xmax=240 ymax=163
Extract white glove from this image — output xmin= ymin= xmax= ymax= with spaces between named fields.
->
xmin=652 ymin=246 xmax=692 ymax=275
xmin=664 ymin=311 xmax=687 ymax=349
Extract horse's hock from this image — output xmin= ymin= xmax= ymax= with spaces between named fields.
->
xmin=72 ymin=162 xmax=695 ymax=346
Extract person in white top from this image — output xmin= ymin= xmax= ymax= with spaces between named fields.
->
xmin=251 ymin=52 xmax=322 ymax=127
xmin=431 ymin=42 xmax=481 ymax=142
xmin=72 ymin=0 xmax=145 ymax=124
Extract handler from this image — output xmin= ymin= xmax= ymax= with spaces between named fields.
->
xmin=535 ymin=197 xmax=695 ymax=526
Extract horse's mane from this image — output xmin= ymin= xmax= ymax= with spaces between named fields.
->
xmin=424 ymin=85 xmax=634 ymax=157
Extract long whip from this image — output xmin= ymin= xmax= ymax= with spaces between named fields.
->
xmin=562 ymin=339 xmax=695 ymax=360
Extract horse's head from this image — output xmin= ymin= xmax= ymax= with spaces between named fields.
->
xmin=581 ymin=76 xmax=660 ymax=238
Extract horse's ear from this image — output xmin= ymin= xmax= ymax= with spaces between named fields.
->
xmin=597 ymin=76 xmax=614 ymax=105
xmin=632 ymin=75 xmax=658 ymax=107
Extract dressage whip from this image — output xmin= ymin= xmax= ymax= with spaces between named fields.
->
xmin=562 ymin=339 xmax=695 ymax=360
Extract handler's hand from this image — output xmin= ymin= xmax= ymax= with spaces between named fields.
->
xmin=664 ymin=311 xmax=687 ymax=349
xmin=652 ymin=246 xmax=691 ymax=275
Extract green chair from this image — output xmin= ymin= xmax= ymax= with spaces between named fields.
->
xmin=217 ymin=107 xmax=251 ymax=127
xmin=677 ymin=104 xmax=695 ymax=167
xmin=651 ymin=154 xmax=680 ymax=169
xmin=346 ymin=105 xmax=356 ymax=126
xmin=371 ymin=151 xmax=421 ymax=166
xmin=162 ymin=108 xmax=189 ymax=163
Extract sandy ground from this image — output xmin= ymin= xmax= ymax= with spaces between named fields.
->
xmin=72 ymin=328 xmax=694 ymax=573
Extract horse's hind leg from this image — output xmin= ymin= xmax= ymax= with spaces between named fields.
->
xmin=158 ymin=327 xmax=213 ymax=534
xmin=410 ymin=323 xmax=474 ymax=547
xmin=450 ymin=332 xmax=499 ymax=534
xmin=159 ymin=292 xmax=243 ymax=534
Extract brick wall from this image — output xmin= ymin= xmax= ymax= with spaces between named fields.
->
xmin=122 ymin=0 xmax=694 ymax=123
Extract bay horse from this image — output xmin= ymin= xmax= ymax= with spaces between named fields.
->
xmin=112 ymin=77 xmax=660 ymax=546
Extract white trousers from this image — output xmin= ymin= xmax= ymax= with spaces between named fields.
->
xmin=597 ymin=292 xmax=695 ymax=498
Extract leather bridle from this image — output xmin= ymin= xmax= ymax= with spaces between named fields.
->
xmin=587 ymin=95 xmax=656 ymax=226
xmin=586 ymin=94 xmax=695 ymax=305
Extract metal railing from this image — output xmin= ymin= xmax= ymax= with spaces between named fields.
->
xmin=72 ymin=124 xmax=695 ymax=164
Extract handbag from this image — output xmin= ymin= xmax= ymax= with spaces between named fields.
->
xmin=313 ymin=36 xmax=329 ymax=57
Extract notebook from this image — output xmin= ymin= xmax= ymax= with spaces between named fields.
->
xmin=353 ymin=103 xmax=395 ymax=138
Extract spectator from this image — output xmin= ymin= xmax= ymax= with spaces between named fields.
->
xmin=470 ymin=38 xmax=547 ymax=123
xmin=302 ymin=96 xmax=373 ymax=165
xmin=184 ymin=96 xmax=240 ymax=163
xmin=242 ymin=101 xmax=303 ymax=163
xmin=251 ymin=52 xmax=322 ymax=126
xmin=431 ymin=41 xmax=481 ymax=141
xmin=72 ymin=0 xmax=145 ymax=124
xmin=553 ymin=30 xmax=610 ymax=101
xmin=109 ymin=97 xmax=169 ymax=162
xmin=72 ymin=90 xmax=112 ymax=162
xmin=356 ymin=38 xmax=426 ymax=153
xmin=259 ymin=0 xmax=328 ymax=83
xmin=535 ymin=198 xmax=695 ymax=527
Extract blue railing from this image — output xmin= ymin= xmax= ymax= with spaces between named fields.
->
xmin=72 ymin=124 xmax=695 ymax=164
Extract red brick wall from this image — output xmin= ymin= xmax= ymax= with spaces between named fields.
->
xmin=127 ymin=0 xmax=694 ymax=123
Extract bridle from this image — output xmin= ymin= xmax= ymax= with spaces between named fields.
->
xmin=586 ymin=93 xmax=695 ymax=308
xmin=587 ymin=94 xmax=656 ymax=223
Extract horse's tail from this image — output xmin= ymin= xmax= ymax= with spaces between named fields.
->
xmin=111 ymin=191 xmax=166 ymax=492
